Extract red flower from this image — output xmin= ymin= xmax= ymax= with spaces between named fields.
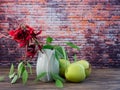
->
xmin=26 ymin=44 xmax=36 ymax=58
xmin=9 ymin=26 xmax=34 ymax=47
xmin=26 ymin=25 xmax=42 ymax=38
xmin=9 ymin=24 xmax=43 ymax=58
xmin=18 ymin=41 xmax=27 ymax=47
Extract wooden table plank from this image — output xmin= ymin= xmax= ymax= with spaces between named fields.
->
xmin=0 ymin=67 xmax=120 ymax=90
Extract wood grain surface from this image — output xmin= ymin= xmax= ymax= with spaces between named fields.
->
xmin=0 ymin=67 xmax=120 ymax=90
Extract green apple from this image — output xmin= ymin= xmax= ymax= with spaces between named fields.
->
xmin=77 ymin=60 xmax=92 ymax=77
xmin=59 ymin=59 xmax=70 ymax=77
xmin=65 ymin=63 xmax=86 ymax=82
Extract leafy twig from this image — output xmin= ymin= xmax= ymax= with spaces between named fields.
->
xmin=51 ymin=73 xmax=65 ymax=88
xmin=66 ymin=42 xmax=80 ymax=50
xmin=9 ymin=62 xmax=29 ymax=85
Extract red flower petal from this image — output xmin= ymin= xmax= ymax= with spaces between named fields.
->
xmin=26 ymin=35 xmax=32 ymax=41
xmin=26 ymin=25 xmax=34 ymax=31
xmin=26 ymin=44 xmax=36 ymax=58
xmin=36 ymin=30 xmax=42 ymax=35
xmin=26 ymin=51 xmax=36 ymax=58
xmin=9 ymin=30 xmax=15 ymax=36
xmin=19 ymin=42 xmax=26 ymax=47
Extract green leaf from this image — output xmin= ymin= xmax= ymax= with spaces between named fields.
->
xmin=35 ymin=72 xmax=46 ymax=82
xmin=11 ymin=75 xmax=18 ymax=84
xmin=22 ymin=69 xmax=28 ymax=85
xmin=73 ymin=54 xmax=77 ymax=62
xmin=17 ymin=62 xmax=24 ymax=78
xmin=55 ymin=50 xmax=59 ymax=61
xmin=55 ymin=49 xmax=63 ymax=60
xmin=66 ymin=42 xmax=80 ymax=50
xmin=55 ymin=46 xmax=68 ymax=60
xmin=9 ymin=72 xmax=15 ymax=79
xmin=9 ymin=64 xmax=14 ymax=76
xmin=43 ymin=44 xmax=54 ymax=49
xmin=55 ymin=79 xmax=63 ymax=88
xmin=55 ymin=46 xmax=64 ymax=59
xmin=0 ymin=76 xmax=5 ymax=82
xmin=51 ymin=73 xmax=65 ymax=82
xmin=46 ymin=36 xmax=53 ymax=44
xmin=27 ymin=62 xmax=32 ymax=75
xmin=61 ymin=47 xmax=67 ymax=60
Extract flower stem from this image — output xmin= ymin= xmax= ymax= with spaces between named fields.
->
xmin=33 ymin=37 xmax=43 ymax=53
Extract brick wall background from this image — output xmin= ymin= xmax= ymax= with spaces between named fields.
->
xmin=0 ymin=0 xmax=120 ymax=68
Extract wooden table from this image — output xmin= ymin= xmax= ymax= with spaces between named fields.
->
xmin=0 ymin=67 xmax=120 ymax=90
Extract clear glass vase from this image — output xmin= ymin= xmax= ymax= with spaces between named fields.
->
xmin=36 ymin=49 xmax=59 ymax=82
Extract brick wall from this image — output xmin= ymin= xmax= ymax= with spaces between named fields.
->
xmin=0 ymin=0 xmax=120 ymax=67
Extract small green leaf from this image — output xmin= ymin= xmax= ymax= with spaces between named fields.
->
xmin=22 ymin=69 xmax=28 ymax=85
xmin=11 ymin=75 xmax=18 ymax=84
xmin=55 ymin=79 xmax=63 ymax=88
xmin=46 ymin=36 xmax=53 ymax=44
xmin=0 ymin=76 xmax=5 ymax=82
xmin=55 ymin=50 xmax=64 ymax=61
xmin=55 ymin=46 xmax=65 ymax=59
xmin=27 ymin=62 xmax=32 ymax=75
xmin=9 ymin=72 xmax=15 ymax=79
xmin=51 ymin=73 xmax=65 ymax=82
xmin=18 ymin=62 xmax=24 ymax=78
xmin=43 ymin=45 xmax=54 ymax=49
xmin=55 ymin=50 xmax=59 ymax=61
xmin=9 ymin=64 xmax=14 ymax=76
xmin=73 ymin=54 xmax=77 ymax=62
xmin=55 ymin=48 xmax=64 ymax=59
xmin=61 ymin=47 xmax=67 ymax=60
xmin=35 ymin=72 xmax=46 ymax=82
xmin=66 ymin=42 xmax=80 ymax=50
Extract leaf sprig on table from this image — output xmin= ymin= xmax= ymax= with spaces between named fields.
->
xmin=9 ymin=62 xmax=32 ymax=84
